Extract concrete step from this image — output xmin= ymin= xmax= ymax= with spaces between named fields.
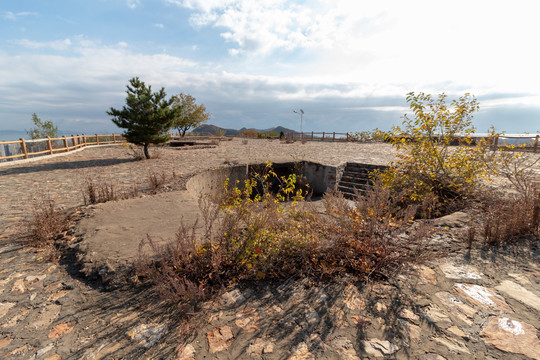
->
xmin=337 ymin=163 xmax=387 ymax=198
xmin=338 ymin=180 xmax=369 ymax=189
xmin=340 ymin=175 xmax=370 ymax=183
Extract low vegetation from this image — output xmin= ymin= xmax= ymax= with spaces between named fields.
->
xmin=135 ymin=162 xmax=433 ymax=303
xmin=27 ymin=198 xmax=67 ymax=247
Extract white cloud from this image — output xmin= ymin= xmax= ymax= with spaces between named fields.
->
xmin=127 ymin=0 xmax=141 ymax=9
xmin=2 ymin=11 xmax=38 ymax=21
xmin=14 ymin=38 xmax=72 ymax=51
xmin=154 ymin=23 xmax=164 ymax=28
xmin=166 ymin=0 xmax=540 ymax=97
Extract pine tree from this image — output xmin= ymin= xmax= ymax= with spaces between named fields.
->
xmin=26 ymin=113 xmax=59 ymax=139
xmin=107 ymin=77 xmax=179 ymax=159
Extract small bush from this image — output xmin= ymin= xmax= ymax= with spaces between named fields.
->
xmin=82 ymin=177 xmax=139 ymax=204
xmin=379 ymin=92 xmax=494 ymax=216
xmin=316 ymin=182 xmax=433 ymax=278
xmin=147 ymin=170 xmax=168 ymax=192
xmin=481 ymin=189 xmax=539 ymax=245
xmin=28 ymin=199 xmax=67 ymax=247
xmin=238 ymin=129 xmax=259 ymax=138
xmin=82 ymin=177 xmax=117 ymax=204
xmin=480 ymin=153 xmax=540 ymax=245
xmin=351 ymin=128 xmax=389 ymax=142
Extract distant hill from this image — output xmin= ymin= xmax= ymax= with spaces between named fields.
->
xmin=192 ymin=124 xmax=297 ymax=136
xmin=191 ymin=124 xmax=238 ymax=136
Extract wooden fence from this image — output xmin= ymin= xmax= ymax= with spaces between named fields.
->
xmin=488 ymin=134 xmax=539 ymax=152
xmin=0 ymin=134 xmax=124 ymax=162
xmin=285 ymin=132 xmax=350 ymax=141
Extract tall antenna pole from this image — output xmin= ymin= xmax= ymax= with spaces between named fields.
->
xmin=293 ymin=109 xmax=304 ymax=139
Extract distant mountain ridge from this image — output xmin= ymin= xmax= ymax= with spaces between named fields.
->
xmin=192 ymin=124 xmax=297 ymax=136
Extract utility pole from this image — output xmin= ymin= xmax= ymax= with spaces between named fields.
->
xmin=293 ymin=109 xmax=304 ymax=139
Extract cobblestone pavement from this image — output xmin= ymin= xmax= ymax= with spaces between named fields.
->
xmin=1 ymin=140 xmax=540 ymax=359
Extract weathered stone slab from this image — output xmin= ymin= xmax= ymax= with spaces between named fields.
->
xmin=235 ymin=307 xmax=260 ymax=332
xmin=361 ymin=339 xmax=399 ymax=357
xmin=343 ymin=284 xmax=365 ymax=310
xmin=0 ymin=337 xmax=12 ymax=350
xmin=480 ymin=317 xmax=540 ymax=359
xmin=440 ymin=264 xmax=482 ymax=280
xmin=413 ymin=264 xmax=437 ymax=285
xmin=418 ymin=354 xmax=447 ymax=360
xmin=0 ymin=302 xmax=15 ymax=319
xmin=48 ymin=322 xmax=76 ymax=338
xmin=288 ymin=342 xmax=314 ymax=360
xmin=435 ymin=291 xmax=477 ymax=326
xmin=221 ymin=289 xmax=246 ymax=307
xmin=496 ymin=280 xmax=540 ymax=311
xmin=329 ymin=337 xmax=360 ymax=359
xmin=247 ymin=338 xmax=274 ymax=356
xmin=28 ymin=304 xmax=61 ymax=330
xmin=454 ymin=284 xmax=512 ymax=313
xmin=433 ymin=336 xmax=470 ymax=354
xmin=434 ymin=211 xmax=469 ymax=228
xmin=176 ymin=343 xmax=196 ymax=360
xmin=207 ymin=325 xmax=234 ymax=353
xmin=423 ymin=304 xmax=451 ymax=324
xmin=126 ymin=323 xmax=167 ymax=348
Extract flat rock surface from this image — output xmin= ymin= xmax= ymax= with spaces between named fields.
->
xmin=1 ymin=140 xmax=540 ymax=359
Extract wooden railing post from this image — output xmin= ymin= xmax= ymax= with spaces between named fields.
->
xmin=113 ymin=134 xmax=116 ymax=143
xmin=71 ymin=135 xmax=76 ymax=149
xmin=46 ymin=136 xmax=53 ymax=154
xmin=20 ymin=138 xmax=28 ymax=159
xmin=311 ymin=131 xmax=314 ymax=140
xmin=83 ymin=134 xmax=87 ymax=145
xmin=534 ymin=135 xmax=539 ymax=152
xmin=62 ymin=136 xmax=68 ymax=152
xmin=332 ymin=132 xmax=336 ymax=141
xmin=96 ymin=134 xmax=99 ymax=145
xmin=322 ymin=132 xmax=325 ymax=140
xmin=493 ymin=135 xmax=499 ymax=149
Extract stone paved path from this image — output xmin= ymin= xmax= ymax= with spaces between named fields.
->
xmin=1 ymin=140 xmax=540 ymax=359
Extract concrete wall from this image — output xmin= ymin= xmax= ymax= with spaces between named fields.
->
xmin=186 ymin=161 xmax=340 ymax=199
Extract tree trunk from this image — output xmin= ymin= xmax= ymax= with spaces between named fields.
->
xmin=143 ymin=143 xmax=151 ymax=159
xmin=181 ymin=129 xmax=186 ymax=137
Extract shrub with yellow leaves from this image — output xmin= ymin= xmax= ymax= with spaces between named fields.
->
xmin=379 ymin=92 xmax=494 ymax=215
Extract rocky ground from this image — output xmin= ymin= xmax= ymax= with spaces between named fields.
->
xmin=1 ymin=139 xmax=539 ymax=359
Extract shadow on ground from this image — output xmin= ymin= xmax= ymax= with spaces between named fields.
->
xmin=0 ymin=158 xmax=135 ymax=176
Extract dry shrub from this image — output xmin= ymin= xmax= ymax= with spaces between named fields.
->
xmin=148 ymin=170 xmax=168 ymax=192
xmin=82 ymin=177 xmax=117 ymax=204
xmin=82 ymin=177 xmax=139 ymax=204
xmin=28 ymin=199 xmax=67 ymax=247
xmin=480 ymin=152 xmax=540 ymax=245
xmin=481 ymin=185 xmax=539 ymax=245
xmin=136 ymin=163 xmax=433 ymax=303
xmin=316 ymin=182 xmax=433 ymax=279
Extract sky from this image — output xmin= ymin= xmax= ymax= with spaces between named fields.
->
xmin=1 ymin=0 xmax=540 ymax=138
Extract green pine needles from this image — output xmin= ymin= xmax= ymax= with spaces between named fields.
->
xmin=107 ymin=77 xmax=181 ymax=159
